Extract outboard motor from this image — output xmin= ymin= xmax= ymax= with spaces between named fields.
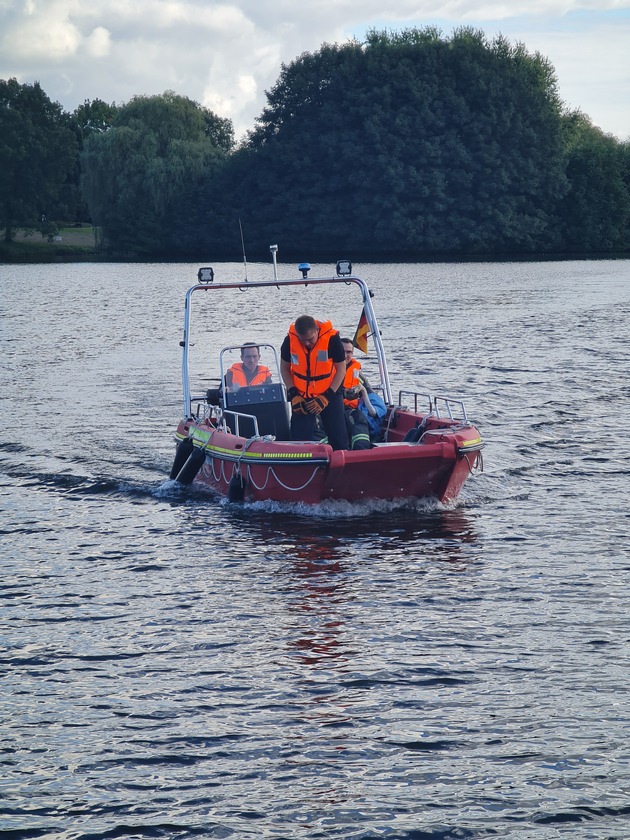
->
xmin=170 ymin=436 xmax=194 ymax=479
xmin=175 ymin=445 xmax=206 ymax=484
xmin=228 ymin=469 xmax=246 ymax=502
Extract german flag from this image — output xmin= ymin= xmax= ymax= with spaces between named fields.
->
xmin=352 ymin=308 xmax=369 ymax=354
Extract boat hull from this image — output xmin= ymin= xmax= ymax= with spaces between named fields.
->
xmin=173 ymin=417 xmax=483 ymax=505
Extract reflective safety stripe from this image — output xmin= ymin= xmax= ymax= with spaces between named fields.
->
xmin=351 ymin=431 xmax=371 ymax=449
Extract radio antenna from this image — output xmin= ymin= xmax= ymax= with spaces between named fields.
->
xmin=239 ymin=218 xmax=248 ymax=282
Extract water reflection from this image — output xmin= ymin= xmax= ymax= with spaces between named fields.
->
xmin=220 ymin=505 xmax=480 ymax=682
xmin=353 ymin=506 xmax=479 ymax=565
xmin=205 ymin=497 xmax=480 ymax=569
xmin=231 ymin=517 xmax=352 ymax=669
xmin=229 ymin=502 xmax=477 ymax=549
xmin=283 ymin=534 xmax=353 ymax=670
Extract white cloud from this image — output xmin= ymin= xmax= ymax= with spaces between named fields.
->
xmin=3 ymin=0 xmax=82 ymax=60
xmin=0 ymin=0 xmax=628 ymax=140
xmin=84 ymin=26 xmax=111 ymax=58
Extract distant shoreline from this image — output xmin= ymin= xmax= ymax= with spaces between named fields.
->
xmin=1 ymin=229 xmax=628 ymax=265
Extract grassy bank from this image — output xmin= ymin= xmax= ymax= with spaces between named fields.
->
xmin=0 ymin=226 xmax=100 ymax=263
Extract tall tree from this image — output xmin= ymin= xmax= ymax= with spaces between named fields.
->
xmin=72 ymin=98 xmax=119 ymax=138
xmin=206 ymin=28 xmax=570 ymax=257
xmin=81 ymin=91 xmax=233 ymax=254
xmin=49 ymin=98 xmax=119 ymax=224
xmin=0 ymin=78 xmax=76 ymax=242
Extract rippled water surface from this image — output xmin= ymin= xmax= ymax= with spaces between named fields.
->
xmin=1 ymin=259 xmax=629 ymax=839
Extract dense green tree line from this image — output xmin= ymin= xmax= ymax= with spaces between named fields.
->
xmin=1 ymin=28 xmax=629 ymax=258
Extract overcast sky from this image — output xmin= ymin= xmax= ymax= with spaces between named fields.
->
xmin=1 ymin=1 xmax=628 ymax=142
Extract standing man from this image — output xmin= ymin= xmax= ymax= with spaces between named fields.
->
xmin=280 ymin=315 xmax=349 ymax=450
xmin=225 ymin=343 xmax=272 ymax=391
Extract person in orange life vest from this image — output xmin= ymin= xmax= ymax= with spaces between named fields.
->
xmin=341 ymin=337 xmax=362 ymax=408
xmin=340 ymin=338 xmax=377 ymax=418
xmin=280 ymin=315 xmax=349 ymax=451
xmin=225 ymin=343 xmax=272 ymax=391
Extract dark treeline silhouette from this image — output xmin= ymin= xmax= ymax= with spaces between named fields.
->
xmin=2 ymin=28 xmax=629 ymax=259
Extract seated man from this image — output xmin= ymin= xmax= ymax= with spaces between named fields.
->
xmin=225 ymin=343 xmax=272 ymax=391
xmin=341 ymin=338 xmax=387 ymax=444
xmin=340 ymin=337 xmax=374 ymax=409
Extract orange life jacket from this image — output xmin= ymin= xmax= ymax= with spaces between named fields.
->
xmin=343 ymin=358 xmax=362 ymax=408
xmin=288 ymin=319 xmax=337 ymax=397
xmin=229 ymin=362 xmax=271 ymax=388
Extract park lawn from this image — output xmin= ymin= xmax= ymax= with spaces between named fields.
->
xmin=15 ymin=226 xmax=97 ymax=246
xmin=1 ymin=226 xmax=99 ymax=262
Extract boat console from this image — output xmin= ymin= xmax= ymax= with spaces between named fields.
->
xmin=223 ymin=384 xmax=291 ymax=440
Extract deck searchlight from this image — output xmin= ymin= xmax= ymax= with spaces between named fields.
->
xmin=197 ymin=267 xmax=214 ymax=284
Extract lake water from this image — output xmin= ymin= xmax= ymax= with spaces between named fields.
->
xmin=1 ymin=258 xmax=629 ymax=839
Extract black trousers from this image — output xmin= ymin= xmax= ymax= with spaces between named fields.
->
xmin=290 ymin=390 xmax=349 ymax=450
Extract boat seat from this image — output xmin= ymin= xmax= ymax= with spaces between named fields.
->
xmin=224 ymin=383 xmax=291 ymax=441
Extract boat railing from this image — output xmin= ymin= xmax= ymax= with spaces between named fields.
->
xmin=190 ymin=395 xmax=210 ymax=418
xmin=433 ymin=395 xmax=469 ymax=424
xmin=398 ymin=391 xmax=434 ymax=414
xmin=397 ymin=391 xmax=470 ymax=424
xmin=222 ymin=408 xmax=260 ymax=438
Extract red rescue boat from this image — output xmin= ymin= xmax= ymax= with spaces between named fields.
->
xmin=170 ymin=251 xmax=484 ymax=505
